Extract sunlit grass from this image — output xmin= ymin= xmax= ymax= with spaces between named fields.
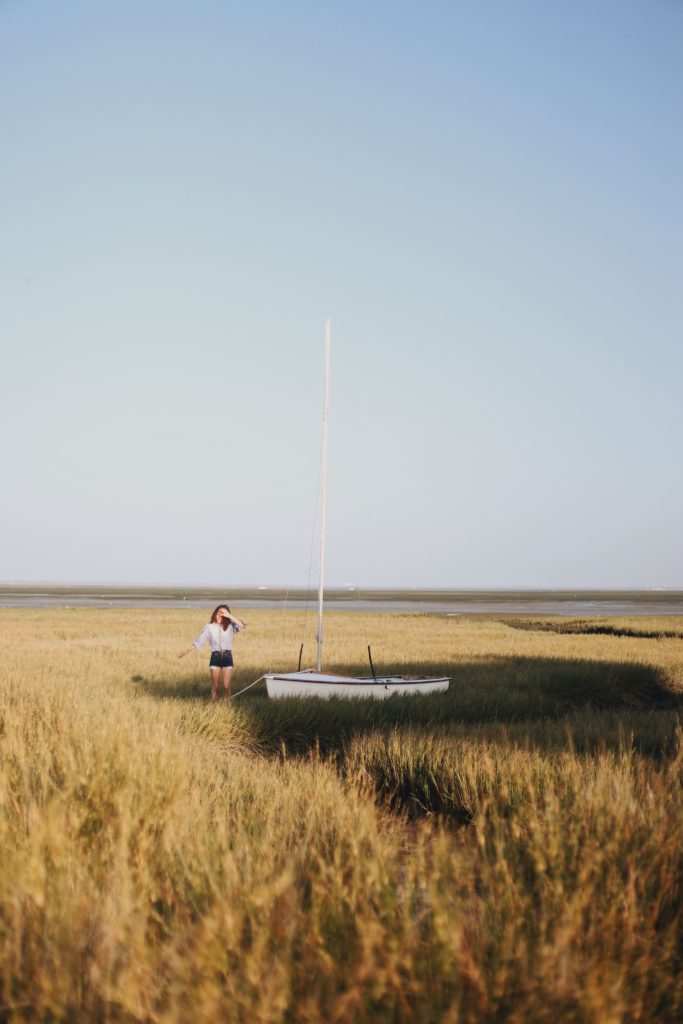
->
xmin=1 ymin=608 xmax=682 ymax=1021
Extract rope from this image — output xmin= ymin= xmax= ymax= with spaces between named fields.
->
xmin=230 ymin=674 xmax=268 ymax=699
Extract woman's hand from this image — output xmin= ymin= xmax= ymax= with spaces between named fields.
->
xmin=178 ymin=647 xmax=192 ymax=658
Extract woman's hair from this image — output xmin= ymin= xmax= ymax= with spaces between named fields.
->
xmin=210 ymin=604 xmax=231 ymax=630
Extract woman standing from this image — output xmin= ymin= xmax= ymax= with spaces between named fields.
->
xmin=178 ymin=604 xmax=246 ymax=700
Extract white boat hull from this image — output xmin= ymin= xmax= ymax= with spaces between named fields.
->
xmin=265 ymin=670 xmax=449 ymax=700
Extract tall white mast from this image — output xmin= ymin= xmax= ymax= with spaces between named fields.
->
xmin=316 ymin=318 xmax=331 ymax=672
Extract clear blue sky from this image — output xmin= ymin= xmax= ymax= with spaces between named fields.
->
xmin=1 ymin=0 xmax=681 ymax=588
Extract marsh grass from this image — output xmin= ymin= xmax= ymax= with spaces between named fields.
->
xmin=504 ymin=616 xmax=683 ymax=640
xmin=1 ymin=608 xmax=682 ymax=1022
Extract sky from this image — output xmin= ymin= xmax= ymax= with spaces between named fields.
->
xmin=1 ymin=0 xmax=681 ymax=589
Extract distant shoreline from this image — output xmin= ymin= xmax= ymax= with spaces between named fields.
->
xmin=1 ymin=584 xmax=682 ymax=616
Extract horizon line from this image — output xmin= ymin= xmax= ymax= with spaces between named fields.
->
xmin=1 ymin=581 xmax=682 ymax=593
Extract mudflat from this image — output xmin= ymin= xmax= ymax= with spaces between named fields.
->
xmin=2 ymin=583 xmax=683 ymax=615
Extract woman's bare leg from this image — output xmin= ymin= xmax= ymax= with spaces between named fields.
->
xmin=210 ymin=668 xmax=221 ymax=700
xmin=222 ymin=668 xmax=234 ymax=698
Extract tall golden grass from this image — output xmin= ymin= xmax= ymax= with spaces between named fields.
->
xmin=1 ymin=607 xmax=682 ymax=1022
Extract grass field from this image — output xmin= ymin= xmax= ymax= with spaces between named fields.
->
xmin=1 ymin=607 xmax=682 ymax=1022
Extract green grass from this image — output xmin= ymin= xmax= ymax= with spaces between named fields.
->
xmin=505 ymin=617 xmax=683 ymax=640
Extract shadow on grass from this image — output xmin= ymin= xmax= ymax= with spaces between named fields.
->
xmin=137 ymin=655 xmax=681 ymax=751
xmin=134 ymin=675 xmax=218 ymax=702
xmin=136 ymin=658 xmax=682 ymax=824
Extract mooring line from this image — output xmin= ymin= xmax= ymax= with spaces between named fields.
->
xmin=230 ymin=675 xmax=267 ymax=699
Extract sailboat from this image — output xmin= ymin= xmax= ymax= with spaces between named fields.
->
xmin=265 ymin=321 xmax=449 ymax=700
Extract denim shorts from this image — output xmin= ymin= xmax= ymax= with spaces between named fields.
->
xmin=209 ymin=650 xmax=234 ymax=670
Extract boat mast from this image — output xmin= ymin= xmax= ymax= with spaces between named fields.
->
xmin=316 ymin=318 xmax=331 ymax=672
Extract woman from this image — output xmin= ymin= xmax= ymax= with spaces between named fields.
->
xmin=178 ymin=604 xmax=246 ymax=700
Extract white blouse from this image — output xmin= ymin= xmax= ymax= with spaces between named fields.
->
xmin=193 ymin=622 xmax=242 ymax=653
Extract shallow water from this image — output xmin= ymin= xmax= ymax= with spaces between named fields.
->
xmin=2 ymin=587 xmax=683 ymax=617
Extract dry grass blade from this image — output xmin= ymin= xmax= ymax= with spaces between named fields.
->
xmin=1 ymin=608 xmax=682 ymax=1021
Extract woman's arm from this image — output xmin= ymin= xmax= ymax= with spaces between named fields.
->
xmin=226 ymin=613 xmax=246 ymax=630
xmin=179 ymin=624 xmax=210 ymax=657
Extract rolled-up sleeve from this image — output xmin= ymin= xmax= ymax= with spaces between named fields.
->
xmin=193 ymin=625 xmax=211 ymax=650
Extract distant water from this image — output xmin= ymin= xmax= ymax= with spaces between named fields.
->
xmin=1 ymin=586 xmax=683 ymax=617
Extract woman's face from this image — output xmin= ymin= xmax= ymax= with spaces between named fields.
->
xmin=217 ymin=606 xmax=229 ymax=621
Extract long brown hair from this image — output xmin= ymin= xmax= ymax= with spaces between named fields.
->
xmin=210 ymin=604 xmax=231 ymax=630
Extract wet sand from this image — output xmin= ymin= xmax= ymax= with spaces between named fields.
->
xmin=2 ymin=585 xmax=682 ymax=617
